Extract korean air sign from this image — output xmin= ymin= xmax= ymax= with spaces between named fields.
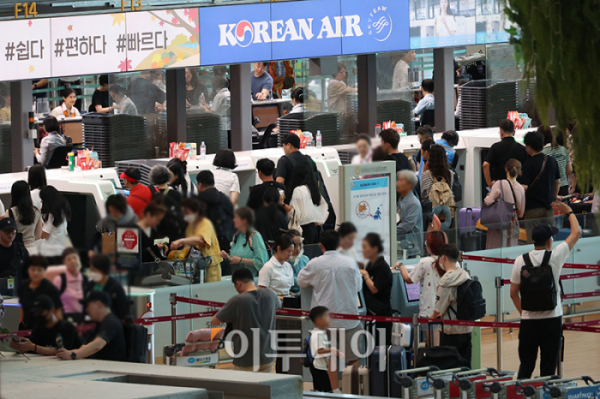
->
xmin=199 ymin=0 xmax=409 ymax=65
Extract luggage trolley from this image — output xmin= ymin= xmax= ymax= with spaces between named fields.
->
xmin=163 ymin=328 xmax=225 ymax=367
xmin=452 ymin=368 xmax=515 ymax=399
xmin=543 ymin=377 xmax=600 ymax=399
xmin=395 ymin=366 xmax=440 ymax=399
xmin=426 ymin=367 xmax=471 ymax=399
xmin=482 ymin=375 xmax=557 ymax=399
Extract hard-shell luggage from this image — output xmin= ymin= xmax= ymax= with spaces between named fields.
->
xmin=459 ymin=207 xmax=481 ymax=235
xmin=342 ymin=363 xmax=370 ymax=395
xmin=369 ymin=345 xmax=407 ymax=398
xmin=392 ymin=322 xmax=414 ymax=347
xmin=387 ymin=346 xmax=407 ymax=397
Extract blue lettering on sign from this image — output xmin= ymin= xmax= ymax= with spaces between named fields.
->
xmin=565 ymin=386 xmax=600 ymax=399
xmin=351 ymin=177 xmax=389 ymax=191
xmin=199 ymin=0 xmax=409 ymax=66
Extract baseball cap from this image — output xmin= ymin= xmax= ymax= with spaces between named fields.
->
xmin=31 ymin=295 xmax=55 ymax=313
xmin=120 ymin=167 xmax=141 ymax=183
xmin=83 ymin=290 xmax=112 ymax=307
xmin=531 ymin=223 xmax=559 ymax=246
xmin=0 ymin=217 xmax=18 ymax=232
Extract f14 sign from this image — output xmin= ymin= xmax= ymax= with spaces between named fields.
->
xmin=199 ymin=0 xmax=409 ymax=65
xmin=117 ymin=227 xmax=139 ymax=254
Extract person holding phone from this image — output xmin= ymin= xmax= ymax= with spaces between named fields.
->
xmin=221 ymin=208 xmax=269 ymax=277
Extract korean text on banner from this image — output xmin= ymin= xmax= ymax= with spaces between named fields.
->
xmin=50 ymin=14 xmax=126 ymax=76
xmin=350 ymin=177 xmax=391 ymax=264
xmin=125 ymin=9 xmax=199 ymax=71
xmin=1 ymin=19 xmax=52 ymax=81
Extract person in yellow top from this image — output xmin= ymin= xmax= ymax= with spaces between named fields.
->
xmin=170 ymin=197 xmax=222 ymax=282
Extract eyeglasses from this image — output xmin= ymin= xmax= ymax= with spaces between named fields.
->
xmin=2 ymin=229 xmax=16 ymax=236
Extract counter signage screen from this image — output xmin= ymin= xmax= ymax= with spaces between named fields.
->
xmin=409 ymin=0 xmax=476 ymax=49
xmin=475 ymin=0 xmax=510 ymax=44
xmin=199 ymin=3 xmax=272 ymax=66
xmin=1 ymin=19 xmax=52 ymax=81
xmin=199 ymin=0 xmax=410 ymax=65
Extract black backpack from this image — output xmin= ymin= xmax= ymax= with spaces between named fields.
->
xmin=123 ymin=317 xmax=149 ymax=363
xmin=59 ymin=272 xmax=89 ymax=295
xmin=285 ymin=154 xmax=336 ymax=229
xmin=204 ymin=191 xmax=234 ymax=252
xmin=301 ymin=335 xmax=314 ymax=368
xmin=520 ymin=251 xmax=558 ymax=312
xmin=156 ymin=188 xmax=187 ymax=239
xmin=449 ymin=279 xmax=486 ymax=321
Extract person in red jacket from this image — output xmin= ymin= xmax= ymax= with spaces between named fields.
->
xmin=120 ymin=167 xmax=153 ymax=219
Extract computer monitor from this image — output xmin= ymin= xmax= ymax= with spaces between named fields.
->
xmin=405 ymin=281 xmax=420 ymax=302
xmin=253 ymin=104 xmax=280 ymax=129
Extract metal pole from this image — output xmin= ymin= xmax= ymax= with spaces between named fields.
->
xmin=412 ymin=313 xmax=420 ymax=362
xmin=170 ymin=293 xmax=177 ymax=345
xmin=495 ymin=277 xmax=503 ymax=371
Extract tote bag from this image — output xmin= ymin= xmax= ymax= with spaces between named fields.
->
xmin=481 ymin=180 xmax=517 ymax=228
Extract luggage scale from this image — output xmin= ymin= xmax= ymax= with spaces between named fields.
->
xmin=482 ymin=375 xmax=558 ymax=399
xmin=543 ymin=377 xmax=600 ymax=399
xmin=452 ymin=368 xmax=515 ymax=399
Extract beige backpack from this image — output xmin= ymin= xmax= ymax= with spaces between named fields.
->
xmin=429 ymin=175 xmax=455 ymax=219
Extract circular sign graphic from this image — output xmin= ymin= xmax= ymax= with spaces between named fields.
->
xmin=122 ymin=229 xmax=138 ymax=250
xmin=356 ymin=201 xmax=371 ymax=218
xmin=235 ymin=20 xmax=254 ymax=47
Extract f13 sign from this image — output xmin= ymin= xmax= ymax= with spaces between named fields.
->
xmin=199 ymin=0 xmax=410 ymax=66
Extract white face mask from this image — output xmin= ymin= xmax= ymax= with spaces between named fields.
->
xmin=89 ymin=271 xmax=103 ymax=283
xmin=184 ymin=214 xmax=196 ymax=224
xmin=289 ymin=248 xmax=304 ymax=263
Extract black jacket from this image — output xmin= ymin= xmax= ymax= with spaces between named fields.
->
xmin=196 ymin=187 xmax=234 ymax=252
xmin=86 ymin=276 xmax=130 ymax=321
xmin=0 ymin=241 xmax=29 ymax=294
xmin=254 ymin=205 xmax=288 ymax=246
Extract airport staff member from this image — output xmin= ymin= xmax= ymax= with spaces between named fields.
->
xmin=509 ymin=201 xmax=581 ymax=379
xmin=57 ymin=291 xmax=127 ymax=361
xmin=251 ymin=62 xmax=273 ymax=101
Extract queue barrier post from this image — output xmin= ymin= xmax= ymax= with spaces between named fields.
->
xmin=412 ymin=313 xmax=420 ymax=361
xmin=170 ymin=293 xmax=177 ymax=345
xmin=495 ymin=276 xmax=503 ymax=371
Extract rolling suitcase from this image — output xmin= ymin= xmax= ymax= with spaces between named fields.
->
xmin=392 ymin=323 xmax=414 ymax=347
xmin=342 ymin=363 xmax=370 ymax=395
xmin=458 ymin=207 xmax=481 ymax=235
xmin=387 ymin=346 xmax=407 ymax=398
xmin=369 ymin=345 xmax=407 ymax=398
xmin=370 ymin=346 xmax=387 ymax=397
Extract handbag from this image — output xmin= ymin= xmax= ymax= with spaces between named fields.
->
xmin=481 ymin=180 xmax=518 ymax=228
xmin=288 ymin=209 xmax=302 ymax=234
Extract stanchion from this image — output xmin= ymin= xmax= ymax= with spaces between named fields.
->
xmin=170 ymin=293 xmax=177 ymax=345
xmin=412 ymin=313 xmax=420 ymax=362
xmin=495 ymin=277 xmax=503 ymax=371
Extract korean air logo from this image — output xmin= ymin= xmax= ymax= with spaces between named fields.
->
xmin=368 ymin=6 xmax=393 ymax=42
xmin=235 ymin=20 xmax=254 ymax=47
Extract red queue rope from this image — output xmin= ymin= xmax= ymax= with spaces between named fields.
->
xmin=135 ymin=296 xmax=600 ymax=332
xmin=0 ymin=330 xmax=31 ymax=340
xmin=461 ymin=254 xmax=600 ymax=270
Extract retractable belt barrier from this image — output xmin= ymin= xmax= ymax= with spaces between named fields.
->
xmin=461 ymin=254 xmax=600 ymax=270
xmin=0 ymin=330 xmax=31 ymax=340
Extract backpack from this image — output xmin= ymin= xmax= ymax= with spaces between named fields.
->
xmin=59 ymin=272 xmax=89 ymax=295
xmin=449 ymin=279 xmax=486 ymax=321
xmin=285 ymin=153 xmax=336 ymax=229
xmin=123 ymin=317 xmax=149 ymax=363
xmin=449 ymin=168 xmax=462 ymax=202
xmin=156 ymin=188 xmax=187 ymax=239
xmin=520 ymin=251 xmax=558 ymax=312
xmin=204 ymin=191 xmax=234 ymax=252
xmin=301 ymin=335 xmax=314 ymax=368
xmin=429 ymin=175 xmax=455 ymax=219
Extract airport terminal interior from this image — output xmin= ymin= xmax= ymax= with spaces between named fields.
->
xmin=1 ymin=0 xmax=600 ymax=398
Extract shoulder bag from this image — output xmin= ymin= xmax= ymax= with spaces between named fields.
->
xmin=481 ymin=180 xmax=519 ymax=228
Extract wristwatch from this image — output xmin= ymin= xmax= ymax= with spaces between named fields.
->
xmin=71 ymin=351 xmax=77 ymax=360
xmin=565 ymin=211 xmax=574 ymax=217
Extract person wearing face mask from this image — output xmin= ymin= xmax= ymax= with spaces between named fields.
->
xmin=258 ymin=234 xmax=295 ymax=299
xmin=89 ymin=194 xmax=138 ymax=258
xmin=170 ymin=198 xmax=222 ymax=283
xmin=10 ymin=295 xmax=81 ymax=355
xmin=287 ymin=230 xmax=310 ymax=295
xmin=85 ymin=254 xmax=129 ymax=321
xmin=138 ymin=200 xmax=168 ymax=263
xmin=19 ymin=256 xmax=64 ymax=330
xmin=53 ymin=248 xmax=87 ymax=323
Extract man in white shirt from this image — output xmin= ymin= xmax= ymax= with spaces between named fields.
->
xmin=392 ymin=51 xmax=416 ymax=94
xmin=510 ymin=202 xmax=581 ymax=379
xmin=413 ymin=79 xmax=435 ymax=120
xmin=297 ymin=230 xmax=362 ymax=391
